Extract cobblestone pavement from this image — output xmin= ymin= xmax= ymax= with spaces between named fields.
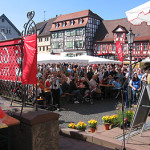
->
xmin=54 ymin=98 xmax=122 ymax=128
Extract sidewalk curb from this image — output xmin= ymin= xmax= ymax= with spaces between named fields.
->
xmin=59 ymin=125 xmax=148 ymax=150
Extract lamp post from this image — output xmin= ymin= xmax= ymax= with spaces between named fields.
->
xmin=126 ymin=28 xmax=135 ymax=103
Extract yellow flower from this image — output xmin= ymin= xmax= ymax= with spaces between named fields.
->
xmin=76 ymin=121 xmax=87 ymax=130
xmin=68 ymin=122 xmax=76 ymax=129
xmin=88 ymin=119 xmax=97 ymax=128
xmin=102 ymin=115 xmax=111 ymax=123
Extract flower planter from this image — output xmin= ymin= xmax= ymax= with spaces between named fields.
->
xmin=104 ymin=124 xmax=110 ymax=130
xmin=90 ymin=128 xmax=96 ymax=133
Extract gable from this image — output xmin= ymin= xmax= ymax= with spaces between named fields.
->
xmin=112 ymin=25 xmax=128 ymax=33
xmin=115 ymin=27 xmax=124 ymax=32
xmin=0 ymin=14 xmax=21 ymax=36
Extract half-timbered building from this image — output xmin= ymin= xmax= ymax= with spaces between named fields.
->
xmin=50 ymin=9 xmax=103 ymax=56
xmin=93 ymin=18 xmax=150 ymax=61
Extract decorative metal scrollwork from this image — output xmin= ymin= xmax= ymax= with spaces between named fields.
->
xmin=22 ymin=11 xmax=37 ymax=36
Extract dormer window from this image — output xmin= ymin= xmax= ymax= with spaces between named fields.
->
xmin=62 ymin=21 xmax=66 ymax=27
xmin=55 ymin=23 xmax=59 ymax=28
xmin=79 ymin=19 xmax=83 ymax=24
xmin=70 ymin=20 xmax=74 ymax=26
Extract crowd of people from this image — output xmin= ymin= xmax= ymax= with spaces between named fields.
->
xmin=35 ymin=63 xmax=150 ymax=110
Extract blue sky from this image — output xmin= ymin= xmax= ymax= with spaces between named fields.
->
xmin=0 ymin=0 xmax=149 ymax=31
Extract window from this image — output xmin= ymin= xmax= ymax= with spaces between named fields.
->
xmin=55 ymin=23 xmax=59 ymax=28
xmin=66 ymin=31 xmax=71 ymax=37
xmin=70 ymin=20 xmax=74 ymax=26
xmin=47 ymin=46 xmax=49 ymax=51
xmin=122 ymin=44 xmax=125 ymax=51
xmin=79 ymin=19 xmax=83 ymax=24
xmin=66 ymin=41 xmax=73 ymax=48
xmin=113 ymin=44 xmax=116 ymax=51
xmin=52 ymin=33 xmax=55 ymax=38
xmin=103 ymin=44 xmax=106 ymax=51
xmin=2 ymin=18 xmax=4 ymax=22
xmin=54 ymin=42 xmax=59 ymax=49
xmin=76 ymin=29 xmax=80 ymax=36
xmin=1 ymin=28 xmax=4 ymax=33
xmin=6 ymin=27 xmax=11 ymax=34
xmin=97 ymin=44 xmax=100 ymax=51
xmin=58 ymin=43 xmax=63 ymax=49
xmin=53 ymin=42 xmax=62 ymax=49
xmin=55 ymin=33 xmax=58 ymax=38
xmin=74 ymin=40 xmax=84 ymax=48
xmin=62 ymin=21 xmax=66 ymax=27
xmin=58 ymin=32 xmax=63 ymax=38
xmin=45 ymin=37 xmax=49 ymax=41
xmin=136 ymin=43 xmax=140 ymax=51
xmin=70 ymin=30 xmax=76 ymax=36
xmin=39 ymin=47 xmax=41 ymax=51
xmin=144 ymin=43 xmax=147 ymax=50
xmin=43 ymin=47 xmax=45 ymax=51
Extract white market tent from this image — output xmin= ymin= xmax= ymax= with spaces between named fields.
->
xmin=75 ymin=55 xmax=122 ymax=65
xmin=37 ymin=53 xmax=88 ymax=65
xmin=37 ymin=53 xmax=122 ymax=65
xmin=126 ymin=1 xmax=150 ymax=25
xmin=141 ymin=58 xmax=150 ymax=63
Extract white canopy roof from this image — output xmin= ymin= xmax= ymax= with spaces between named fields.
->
xmin=141 ymin=58 xmax=150 ymax=63
xmin=37 ymin=53 xmax=122 ymax=65
xmin=37 ymin=53 xmax=88 ymax=65
xmin=126 ymin=1 xmax=150 ymax=25
xmin=75 ymin=55 xmax=122 ymax=65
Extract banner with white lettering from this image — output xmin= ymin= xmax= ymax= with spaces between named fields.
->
xmin=0 ymin=38 xmax=22 ymax=81
xmin=116 ymin=41 xmax=123 ymax=66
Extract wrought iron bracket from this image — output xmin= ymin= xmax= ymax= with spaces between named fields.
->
xmin=22 ymin=11 xmax=37 ymax=36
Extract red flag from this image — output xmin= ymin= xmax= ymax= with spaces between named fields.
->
xmin=22 ymin=34 xmax=37 ymax=85
xmin=116 ymin=41 xmax=123 ymax=65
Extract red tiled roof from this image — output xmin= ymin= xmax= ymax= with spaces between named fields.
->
xmin=94 ymin=18 xmax=150 ymax=42
xmin=50 ymin=18 xmax=88 ymax=31
xmin=50 ymin=9 xmax=102 ymax=31
xmin=53 ymin=9 xmax=102 ymax=22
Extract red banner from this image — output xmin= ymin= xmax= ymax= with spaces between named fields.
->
xmin=22 ymin=34 xmax=37 ymax=85
xmin=0 ymin=38 xmax=22 ymax=81
xmin=116 ymin=41 xmax=123 ymax=65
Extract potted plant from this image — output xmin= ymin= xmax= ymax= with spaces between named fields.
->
xmin=110 ymin=114 xmax=119 ymax=128
xmin=102 ymin=115 xmax=112 ymax=130
xmin=68 ymin=122 xmax=76 ymax=129
xmin=76 ymin=121 xmax=87 ymax=131
xmin=115 ymin=103 xmax=136 ymax=129
xmin=88 ymin=119 xmax=97 ymax=133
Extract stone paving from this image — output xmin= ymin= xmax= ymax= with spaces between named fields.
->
xmin=55 ymin=97 xmax=122 ymax=128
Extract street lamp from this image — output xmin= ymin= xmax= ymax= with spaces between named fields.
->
xmin=126 ymin=28 xmax=135 ymax=102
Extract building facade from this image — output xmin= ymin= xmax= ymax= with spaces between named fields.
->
xmin=36 ymin=17 xmax=56 ymax=54
xmin=93 ymin=18 xmax=150 ymax=61
xmin=50 ymin=9 xmax=102 ymax=56
xmin=0 ymin=14 xmax=21 ymax=41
